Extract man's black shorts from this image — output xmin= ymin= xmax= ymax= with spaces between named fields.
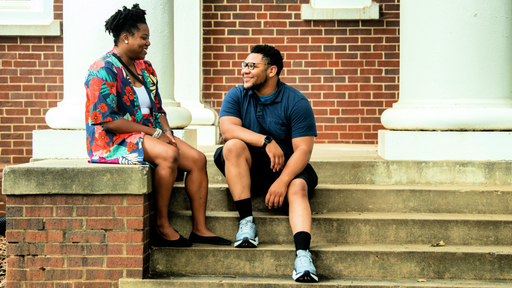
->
xmin=214 ymin=144 xmax=318 ymax=196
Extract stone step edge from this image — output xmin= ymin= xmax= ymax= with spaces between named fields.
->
xmin=171 ymin=210 xmax=512 ymax=222
xmin=174 ymin=182 xmax=512 ymax=192
xmin=120 ymin=276 xmax=512 ymax=287
xmin=151 ymin=243 xmax=512 ymax=254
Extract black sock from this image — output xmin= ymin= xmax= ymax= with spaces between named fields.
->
xmin=294 ymin=231 xmax=311 ymax=251
xmin=235 ymin=198 xmax=253 ymax=220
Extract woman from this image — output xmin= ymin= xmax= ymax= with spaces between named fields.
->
xmin=84 ymin=4 xmax=230 ymax=247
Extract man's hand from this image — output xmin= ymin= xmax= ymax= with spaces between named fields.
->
xmin=265 ymin=179 xmax=288 ymax=209
xmin=265 ymin=141 xmax=285 ymax=172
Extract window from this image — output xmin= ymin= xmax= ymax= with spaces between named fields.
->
xmin=302 ymin=0 xmax=379 ymax=20
xmin=0 ymin=0 xmax=60 ymax=35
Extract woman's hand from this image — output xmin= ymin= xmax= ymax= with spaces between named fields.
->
xmin=159 ymin=131 xmax=179 ymax=150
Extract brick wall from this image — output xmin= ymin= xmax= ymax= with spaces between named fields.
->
xmin=202 ymin=0 xmax=399 ymax=144
xmin=0 ymin=0 xmax=64 ymax=215
xmin=6 ymin=194 xmax=150 ymax=287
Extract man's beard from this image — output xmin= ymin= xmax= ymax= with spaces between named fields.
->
xmin=247 ymin=75 xmax=268 ymax=92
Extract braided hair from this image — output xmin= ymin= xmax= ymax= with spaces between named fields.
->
xmin=251 ymin=44 xmax=284 ymax=77
xmin=104 ymin=3 xmax=147 ymax=45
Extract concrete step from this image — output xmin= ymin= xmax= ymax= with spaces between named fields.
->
xmin=120 ymin=276 xmax=512 ymax=288
xmin=148 ymin=244 xmax=512 ymax=281
xmin=168 ymin=211 xmax=512 ymax=246
xmin=205 ymin=158 xmax=512 ymax=186
xmin=171 ymin=183 xmax=512 ymax=214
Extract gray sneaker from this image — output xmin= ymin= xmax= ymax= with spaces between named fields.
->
xmin=292 ymin=250 xmax=319 ymax=282
xmin=234 ymin=216 xmax=258 ymax=248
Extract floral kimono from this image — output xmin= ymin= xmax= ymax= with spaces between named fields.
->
xmin=84 ymin=47 xmax=166 ymax=164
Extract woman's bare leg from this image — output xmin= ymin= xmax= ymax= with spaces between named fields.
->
xmin=173 ymin=137 xmax=217 ymax=236
xmin=142 ymin=135 xmax=181 ymax=240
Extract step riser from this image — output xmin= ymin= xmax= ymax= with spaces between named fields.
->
xmin=169 ymin=212 xmax=512 ymax=246
xmin=170 ymin=186 xmax=512 ymax=215
xmin=121 ymin=277 xmax=512 ymax=288
xmin=149 ymin=248 xmax=512 ymax=280
xmin=207 ymin=161 xmax=512 ymax=186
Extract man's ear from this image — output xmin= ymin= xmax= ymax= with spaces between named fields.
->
xmin=268 ymin=65 xmax=278 ymax=78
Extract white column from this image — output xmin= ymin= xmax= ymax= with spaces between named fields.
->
xmin=35 ymin=0 xmax=195 ymax=159
xmin=378 ymin=0 xmax=512 ymax=160
xmin=174 ymin=0 xmax=219 ymax=145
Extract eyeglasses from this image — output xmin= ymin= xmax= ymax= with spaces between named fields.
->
xmin=240 ymin=61 xmax=273 ymax=70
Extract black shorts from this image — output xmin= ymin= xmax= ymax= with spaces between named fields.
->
xmin=214 ymin=144 xmax=318 ymax=196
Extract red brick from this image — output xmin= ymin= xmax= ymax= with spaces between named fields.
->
xmin=66 ymin=231 xmax=105 ymax=243
xmin=116 ymin=206 xmax=144 ymax=217
xmin=26 ymin=257 xmax=64 ymax=269
xmin=239 ymin=5 xmax=262 ymax=12
xmin=0 ymin=84 xmax=22 ymax=91
xmin=8 ymin=219 xmax=44 ymax=230
xmin=348 ymin=76 xmax=371 ymax=83
xmin=44 ymin=269 xmax=82 ymax=281
xmin=7 ymin=256 xmax=24 ymax=269
xmin=6 ymin=230 xmax=24 ymax=242
xmin=86 ymin=219 xmax=123 ymax=230
xmin=25 ymin=206 xmax=52 ymax=217
xmin=26 ymin=231 xmax=63 ymax=243
xmin=45 ymin=244 xmax=84 ymax=255
xmin=67 ymin=257 xmax=103 ymax=268
xmin=335 ymin=84 xmax=358 ymax=91
xmin=8 ymin=243 xmax=45 ymax=256
xmin=311 ymin=37 xmax=334 ymax=44
xmin=263 ymin=21 xmax=287 ymax=28
xmin=45 ymin=219 xmax=82 ymax=230
xmin=46 ymin=195 xmax=83 ymax=205
xmin=126 ymin=219 xmax=144 ymax=230
xmin=340 ymin=61 xmax=364 ymax=68
xmin=25 ymin=282 xmax=54 ymax=288
xmin=125 ymin=269 xmax=144 ymax=279
xmin=76 ymin=206 xmax=114 ymax=217
xmin=106 ymin=232 xmax=143 ymax=243
xmin=106 ymin=257 xmax=143 ymax=268
xmin=85 ymin=269 xmax=123 ymax=280
xmin=84 ymin=244 xmax=123 ymax=256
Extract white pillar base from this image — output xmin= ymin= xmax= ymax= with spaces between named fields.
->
xmin=188 ymin=125 xmax=219 ymax=146
xmin=33 ymin=128 xmax=197 ymax=160
xmin=163 ymin=105 xmax=193 ymax=129
xmin=378 ymin=130 xmax=512 ymax=160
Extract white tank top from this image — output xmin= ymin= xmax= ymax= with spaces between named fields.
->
xmin=134 ymin=86 xmax=151 ymax=115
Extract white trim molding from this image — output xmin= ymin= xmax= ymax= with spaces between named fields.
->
xmin=0 ymin=0 xmax=61 ymax=36
xmin=302 ymin=0 xmax=379 ymax=20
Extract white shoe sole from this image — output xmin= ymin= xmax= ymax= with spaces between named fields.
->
xmin=234 ymin=236 xmax=259 ymax=248
xmin=293 ymin=270 xmax=319 ymax=282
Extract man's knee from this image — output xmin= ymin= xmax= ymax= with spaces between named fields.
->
xmin=287 ymin=179 xmax=309 ymax=201
xmin=223 ymin=139 xmax=250 ymax=161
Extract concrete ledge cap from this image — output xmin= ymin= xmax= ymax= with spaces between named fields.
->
xmin=2 ymin=160 xmax=152 ymax=195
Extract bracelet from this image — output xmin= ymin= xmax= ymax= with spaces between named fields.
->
xmin=163 ymin=128 xmax=173 ymax=135
xmin=152 ymin=128 xmax=162 ymax=138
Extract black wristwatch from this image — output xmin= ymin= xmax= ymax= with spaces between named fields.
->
xmin=262 ymin=135 xmax=273 ymax=149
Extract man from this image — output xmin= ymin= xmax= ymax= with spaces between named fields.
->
xmin=214 ymin=44 xmax=319 ymax=282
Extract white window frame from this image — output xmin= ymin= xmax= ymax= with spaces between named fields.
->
xmin=302 ymin=0 xmax=379 ymax=20
xmin=0 ymin=0 xmax=61 ymax=36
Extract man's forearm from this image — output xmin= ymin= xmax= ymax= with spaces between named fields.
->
xmin=276 ymin=147 xmax=311 ymax=186
xmin=221 ymin=123 xmax=266 ymax=147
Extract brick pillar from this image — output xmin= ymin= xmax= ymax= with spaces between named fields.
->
xmin=6 ymin=194 xmax=150 ymax=287
xmin=2 ymin=160 xmax=153 ymax=287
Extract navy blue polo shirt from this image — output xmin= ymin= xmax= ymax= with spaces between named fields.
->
xmin=219 ymin=80 xmax=317 ymax=159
